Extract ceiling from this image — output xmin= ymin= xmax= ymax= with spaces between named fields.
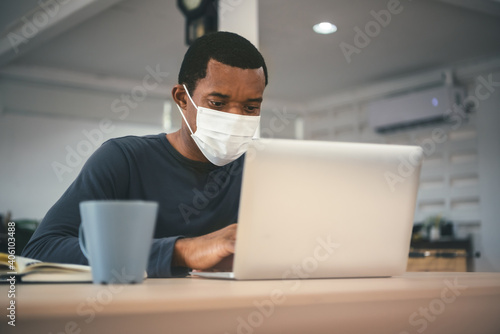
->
xmin=1 ymin=0 xmax=500 ymax=104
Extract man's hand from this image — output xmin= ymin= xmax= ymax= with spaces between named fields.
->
xmin=173 ymin=224 xmax=236 ymax=271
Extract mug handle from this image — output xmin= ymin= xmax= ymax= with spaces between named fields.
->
xmin=78 ymin=223 xmax=89 ymax=259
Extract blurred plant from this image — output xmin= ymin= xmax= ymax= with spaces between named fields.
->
xmin=424 ymin=214 xmax=445 ymax=229
xmin=423 ymin=214 xmax=451 ymax=240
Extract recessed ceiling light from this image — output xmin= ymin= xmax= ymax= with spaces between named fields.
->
xmin=313 ymin=22 xmax=337 ymax=35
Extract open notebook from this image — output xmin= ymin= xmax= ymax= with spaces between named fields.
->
xmin=0 ymin=252 xmax=92 ymax=283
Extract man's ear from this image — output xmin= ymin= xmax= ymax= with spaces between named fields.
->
xmin=172 ymin=84 xmax=188 ymax=109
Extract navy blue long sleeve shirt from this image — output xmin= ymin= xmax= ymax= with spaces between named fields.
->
xmin=22 ymin=133 xmax=243 ymax=277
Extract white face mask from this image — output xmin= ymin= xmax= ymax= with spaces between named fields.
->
xmin=175 ymin=84 xmax=261 ymax=166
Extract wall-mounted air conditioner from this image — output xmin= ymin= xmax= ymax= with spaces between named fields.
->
xmin=367 ymin=85 xmax=465 ymax=133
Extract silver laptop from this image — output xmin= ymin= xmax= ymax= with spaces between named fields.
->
xmin=192 ymin=138 xmax=423 ymax=280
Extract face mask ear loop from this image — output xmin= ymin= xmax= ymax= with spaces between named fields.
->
xmin=175 ymin=104 xmax=194 ymax=135
xmin=183 ymin=84 xmax=199 ymax=109
xmin=175 ymin=84 xmax=199 ymax=135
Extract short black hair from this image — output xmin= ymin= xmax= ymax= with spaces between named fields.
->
xmin=178 ymin=31 xmax=268 ymax=94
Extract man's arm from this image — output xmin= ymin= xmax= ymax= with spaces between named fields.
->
xmin=21 ymin=140 xmax=131 ymax=265
xmin=22 ymin=141 xmax=192 ymax=277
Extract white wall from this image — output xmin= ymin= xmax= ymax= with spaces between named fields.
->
xmin=0 ymin=111 xmax=164 ymax=220
xmin=0 ymin=66 xmax=181 ymax=220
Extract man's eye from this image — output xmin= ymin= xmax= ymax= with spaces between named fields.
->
xmin=210 ymin=101 xmax=224 ymax=108
xmin=245 ymin=106 xmax=260 ymax=113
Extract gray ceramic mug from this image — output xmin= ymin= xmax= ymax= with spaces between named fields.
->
xmin=79 ymin=200 xmax=158 ymax=284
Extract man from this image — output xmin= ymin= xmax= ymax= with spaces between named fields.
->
xmin=22 ymin=31 xmax=268 ymax=278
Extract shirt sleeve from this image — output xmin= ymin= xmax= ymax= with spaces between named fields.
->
xmin=148 ymin=236 xmax=190 ymax=278
xmin=21 ymin=140 xmax=188 ymax=278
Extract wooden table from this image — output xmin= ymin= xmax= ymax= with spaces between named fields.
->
xmin=1 ymin=272 xmax=499 ymax=334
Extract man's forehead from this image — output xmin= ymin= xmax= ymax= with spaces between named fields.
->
xmin=194 ymin=60 xmax=265 ymax=98
xmin=204 ymin=59 xmax=265 ymax=82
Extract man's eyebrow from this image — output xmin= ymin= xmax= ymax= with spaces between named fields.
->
xmin=247 ymin=97 xmax=263 ymax=103
xmin=207 ymin=92 xmax=230 ymax=99
xmin=207 ymin=92 xmax=263 ymax=103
